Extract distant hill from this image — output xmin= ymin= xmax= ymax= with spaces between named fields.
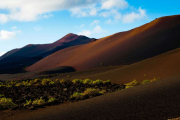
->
xmin=27 ymin=15 xmax=180 ymax=72
xmin=0 ymin=33 xmax=94 ymax=74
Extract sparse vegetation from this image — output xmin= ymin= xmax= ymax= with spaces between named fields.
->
xmin=125 ymin=77 xmax=160 ymax=88
xmin=0 ymin=77 xmax=159 ymax=110
xmin=32 ymin=98 xmax=46 ymax=106
xmin=83 ymin=79 xmax=93 ymax=84
xmin=72 ymin=79 xmax=83 ymax=84
xmin=24 ymin=99 xmax=32 ymax=107
xmin=0 ymin=98 xmax=17 ymax=109
xmin=71 ymin=92 xmax=83 ymax=100
xmin=48 ymin=97 xmax=58 ymax=103
xmin=93 ymin=79 xmax=103 ymax=84
xmin=141 ymin=80 xmax=150 ymax=84
xmin=0 ymin=78 xmax=123 ymax=110
xmin=41 ymin=78 xmax=51 ymax=85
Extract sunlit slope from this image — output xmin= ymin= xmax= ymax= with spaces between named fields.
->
xmin=27 ymin=15 xmax=180 ymax=72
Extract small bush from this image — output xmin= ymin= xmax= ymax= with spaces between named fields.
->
xmin=24 ymin=99 xmax=32 ymax=106
xmin=103 ymin=80 xmax=111 ymax=84
xmin=93 ymin=79 xmax=103 ymax=84
xmin=0 ymin=94 xmax=4 ymax=98
xmin=125 ymin=79 xmax=140 ymax=89
xmin=150 ymin=77 xmax=159 ymax=82
xmin=49 ymin=81 xmax=55 ymax=85
xmin=71 ymin=92 xmax=83 ymax=100
xmin=60 ymin=79 xmax=66 ymax=84
xmin=83 ymin=79 xmax=93 ymax=84
xmin=41 ymin=78 xmax=51 ymax=85
xmin=15 ymin=83 xmax=22 ymax=87
xmin=141 ymin=80 xmax=150 ymax=84
xmin=83 ymin=88 xmax=100 ymax=97
xmin=72 ymin=79 xmax=83 ymax=84
xmin=0 ymin=98 xmax=17 ymax=109
xmin=48 ymin=97 xmax=58 ymax=103
xmin=34 ymin=79 xmax=41 ymax=83
xmin=22 ymin=81 xmax=31 ymax=86
xmin=99 ymin=90 xmax=107 ymax=95
xmin=32 ymin=98 xmax=46 ymax=106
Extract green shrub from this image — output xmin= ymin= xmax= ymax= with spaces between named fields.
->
xmin=71 ymin=92 xmax=83 ymax=100
xmin=150 ymin=77 xmax=159 ymax=82
xmin=48 ymin=97 xmax=58 ymax=103
xmin=93 ymin=79 xmax=103 ymax=84
xmin=32 ymin=98 xmax=46 ymax=106
xmin=83 ymin=88 xmax=100 ymax=96
xmin=6 ymin=84 xmax=12 ymax=88
xmin=99 ymin=90 xmax=107 ymax=95
xmin=141 ymin=80 xmax=150 ymax=84
xmin=49 ymin=81 xmax=55 ymax=85
xmin=0 ymin=98 xmax=17 ymax=109
xmin=125 ymin=79 xmax=140 ymax=89
xmin=22 ymin=81 xmax=31 ymax=86
xmin=0 ymin=94 xmax=4 ymax=98
xmin=103 ymin=80 xmax=111 ymax=84
xmin=15 ymin=83 xmax=22 ymax=87
xmin=125 ymin=79 xmax=140 ymax=86
xmin=83 ymin=79 xmax=93 ymax=84
xmin=34 ymin=79 xmax=41 ymax=83
xmin=72 ymin=79 xmax=83 ymax=84
xmin=24 ymin=99 xmax=32 ymax=106
xmin=41 ymin=78 xmax=51 ymax=85
xmin=60 ymin=79 xmax=66 ymax=84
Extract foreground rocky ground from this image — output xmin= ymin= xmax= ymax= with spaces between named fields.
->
xmin=0 ymin=78 xmax=125 ymax=110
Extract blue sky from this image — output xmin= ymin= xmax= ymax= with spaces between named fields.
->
xmin=0 ymin=0 xmax=180 ymax=56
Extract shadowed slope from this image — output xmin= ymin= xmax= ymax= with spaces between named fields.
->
xmin=0 ymin=33 xmax=93 ymax=74
xmin=27 ymin=15 xmax=180 ymax=72
xmin=0 ymin=49 xmax=19 ymax=61
xmin=1 ymin=75 xmax=180 ymax=120
xmin=85 ymin=47 xmax=180 ymax=84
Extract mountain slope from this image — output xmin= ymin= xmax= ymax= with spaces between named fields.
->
xmin=27 ymin=15 xmax=180 ymax=72
xmin=0 ymin=33 xmax=93 ymax=74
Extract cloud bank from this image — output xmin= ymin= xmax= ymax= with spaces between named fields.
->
xmin=0 ymin=0 xmax=146 ymax=24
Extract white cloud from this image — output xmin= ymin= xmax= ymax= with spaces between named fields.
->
xmin=12 ymin=26 xmax=17 ymax=29
xmin=0 ymin=52 xmax=6 ymax=57
xmin=78 ymin=25 xmax=106 ymax=37
xmin=0 ymin=0 xmax=147 ymax=24
xmin=101 ymin=0 xmax=128 ymax=9
xmin=90 ymin=7 xmax=97 ymax=16
xmin=80 ymin=24 xmax=85 ymax=28
xmin=0 ymin=14 xmax=9 ymax=23
xmin=0 ymin=0 xmax=101 ymax=23
xmin=78 ymin=30 xmax=92 ymax=37
xmin=100 ymin=9 xmax=121 ymax=21
xmin=0 ymin=29 xmax=21 ymax=40
xmin=43 ymin=13 xmax=54 ymax=18
xmin=34 ymin=26 xmax=42 ymax=31
xmin=90 ymin=20 xmax=99 ymax=25
xmin=70 ymin=7 xmax=88 ymax=17
xmin=106 ymin=19 xmax=112 ymax=24
xmin=122 ymin=7 xmax=146 ymax=23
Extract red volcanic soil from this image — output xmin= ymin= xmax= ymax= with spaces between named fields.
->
xmin=27 ymin=15 xmax=180 ymax=72
xmin=1 ymin=75 xmax=180 ymax=120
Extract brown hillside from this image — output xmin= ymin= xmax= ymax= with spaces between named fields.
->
xmin=27 ymin=15 xmax=180 ymax=72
